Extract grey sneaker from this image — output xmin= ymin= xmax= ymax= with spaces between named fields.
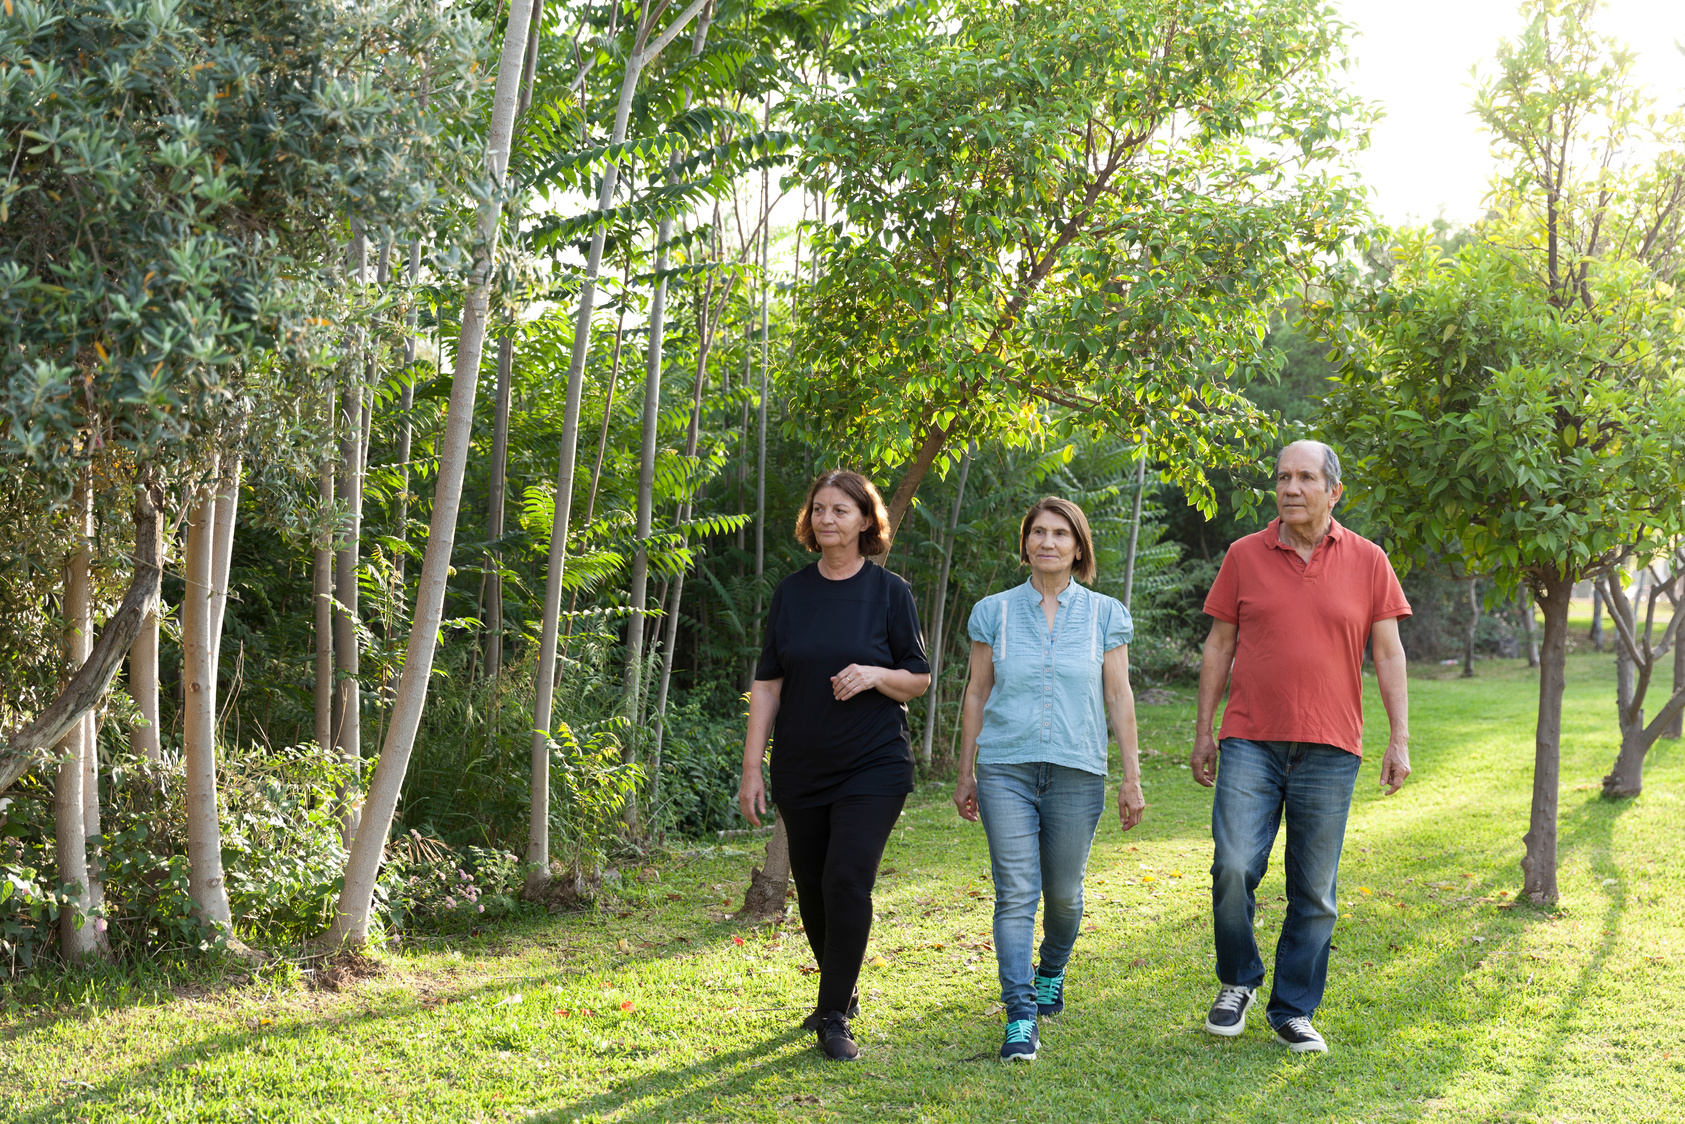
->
xmin=1273 ymin=1016 xmax=1328 ymax=1053
xmin=1203 ymin=985 xmax=1256 ymax=1037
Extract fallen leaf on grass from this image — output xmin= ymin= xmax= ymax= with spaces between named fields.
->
xmin=616 ymin=939 xmax=632 ymax=954
xmin=1359 ymin=886 xmax=1372 ymax=895
xmin=792 ymin=1094 xmax=821 ymax=1105
xmin=1130 ymin=957 xmax=1148 ymax=967
xmin=666 ymin=893 xmax=683 ymax=902
xmin=619 ymin=1000 xmax=634 ymax=1012
xmin=732 ymin=936 xmax=745 ymax=946
xmin=869 ymin=955 xmax=889 ymax=968
xmin=495 ymin=994 xmax=524 ymax=1007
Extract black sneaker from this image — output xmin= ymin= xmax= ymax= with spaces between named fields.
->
xmin=801 ymin=988 xmax=860 ymax=1031
xmin=1273 ymin=1016 xmax=1328 ymax=1053
xmin=1034 ymin=967 xmax=1065 ymax=1016
xmin=999 ymin=1018 xmax=1038 ymax=1062
xmin=817 ymin=1011 xmax=859 ymax=1061
xmin=1203 ymin=984 xmax=1256 ymax=1037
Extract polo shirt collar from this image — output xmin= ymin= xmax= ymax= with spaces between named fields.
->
xmin=1018 ymin=576 xmax=1082 ymax=603
xmin=1265 ymin=516 xmax=1344 ymax=551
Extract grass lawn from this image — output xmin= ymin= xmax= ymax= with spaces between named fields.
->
xmin=3 ymin=649 xmax=1683 ymax=1123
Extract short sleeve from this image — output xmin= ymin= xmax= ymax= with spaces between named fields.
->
xmin=967 ymin=595 xmax=999 ymax=647
xmin=1370 ymin=552 xmax=1412 ymax=623
xmin=1104 ymin=598 xmax=1134 ymax=649
xmin=886 ymin=572 xmax=931 ymax=674
xmin=1203 ymin=549 xmax=1241 ymax=623
xmin=753 ymin=582 xmax=785 ymax=680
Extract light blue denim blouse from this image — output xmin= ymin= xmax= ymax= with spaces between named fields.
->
xmin=967 ymin=578 xmax=1133 ymax=776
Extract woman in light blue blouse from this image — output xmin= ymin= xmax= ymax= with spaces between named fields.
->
xmin=954 ymin=496 xmax=1145 ymax=1062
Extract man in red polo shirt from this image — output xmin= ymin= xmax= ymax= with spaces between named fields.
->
xmin=1189 ymin=440 xmax=1411 ymax=1054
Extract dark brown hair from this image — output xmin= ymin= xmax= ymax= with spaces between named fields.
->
xmin=795 ymin=469 xmax=891 ymax=556
xmin=1018 ymin=496 xmax=1097 ymax=583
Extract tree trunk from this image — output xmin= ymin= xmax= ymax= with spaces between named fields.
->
xmin=395 ymin=237 xmax=421 ymax=591
xmin=920 ymin=450 xmax=970 ymax=767
xmin=314 ymin=389 xmax=336 ymax=757
xmin=1122 ymin=455 xmax=1147 ymax=610
xmin=209 ymin=460 xmax=241 ymax=690
xmin=1522 ymin=574 xmax=1572 ymax=904
xmin=1590 ymin=587 xmax=1604 ymax=651
xmin=334 ymin=359 xmax=366 ymax=845
xmin=182 ymin=471 xmax=233 ymax=929
xmin=522 ymin=0 xmax=713 ymax=895
xmin=739 ymin=809 xmax=790 ymax=921
xmin=56 ymin=473 xmax=104 ymax=961
xmin=1462 ymin=578 xmax=1480 ymax=678
xmin=1519 ymin=589 xmax=1539 ymax=668
xmin=1668 ymin=641 xmax=1683 ymax=739
xmin=751 ymin=136 xmax=771 ymax=636
xmin=486 ymin=331 xmax=514 ymax=676
xmin=128 ymin=467 xmax=165 ymax=764
xmin=1 ymin=484 xmax=164 ymax=793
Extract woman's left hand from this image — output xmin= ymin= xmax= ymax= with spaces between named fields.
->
xmin=831 ymin=663 xmax=885 ymax=701
xmin=1116 ymin=780 xmax=1145 ymax=831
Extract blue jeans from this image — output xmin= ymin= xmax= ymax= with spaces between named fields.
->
xmin=1211 ymin=738 xmax=1360 ymax=1026
xmin=977 ymin=761 xmax=1105 ymax=1021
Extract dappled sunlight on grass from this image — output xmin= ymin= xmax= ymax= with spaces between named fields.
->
xmin=2 ymin=653 xmax=1682 ymax=1121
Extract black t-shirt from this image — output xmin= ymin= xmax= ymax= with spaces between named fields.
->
xmin=754 ymin=561 xmax=930 ymax=808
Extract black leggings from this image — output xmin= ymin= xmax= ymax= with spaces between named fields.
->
xmin=783 ymin=793 xmax=906 ymax=1014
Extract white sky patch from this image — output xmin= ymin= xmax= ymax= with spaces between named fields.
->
xmin=1336 ymin=0 xmax=1685 ymax=227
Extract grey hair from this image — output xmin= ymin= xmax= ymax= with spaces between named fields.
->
xmin=1276 ymin=440 xmax=1342 ymax=488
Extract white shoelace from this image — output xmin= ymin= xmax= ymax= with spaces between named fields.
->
xmin=1277 ymin=1016 xmax=1321 ymax=1039
xmin=1211 ymin=986 xmax=1252 ymax=1013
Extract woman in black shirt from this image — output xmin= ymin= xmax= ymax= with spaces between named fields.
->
xmin=739 ymin=469 xmax=930 ymax=1061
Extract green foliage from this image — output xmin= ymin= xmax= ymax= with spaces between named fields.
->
xmin=0 ymin=0 xmax=483 ymax=494
xmin=1319 ymin=231 xmax=1685 ymax=589
xmin=787 ymin=0 xmax=1370 ymax=507
xmin=382 ymin=831 xmax=522 ymax=933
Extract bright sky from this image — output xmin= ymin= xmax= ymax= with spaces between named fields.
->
xmin=1336 ymin=0 xmax=1685 ymax=226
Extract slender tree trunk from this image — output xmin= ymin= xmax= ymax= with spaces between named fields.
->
xmin=920 ymin=451 xmax=970 ymax=767
xmin=1668 ymin=640 xmax=1683 ymax=739
xmin=1590 ymin=587 xmax=1604 ymax=651
xmin=1462 ymin=578 xmax=1480 ymax=678
xmin=1122 ymin=455 xmax=1147 ymax=610
xmin=1522 ymin=574 xmax=1572 ymax=904
xmin=523 ymin=0 xmax=712 ymax=895
xmin=322 ymin=0 xmax=539 ymax=949
xmin=209 ymin=460 xmax=240 ymax=689
xmin=486 ymin=330 xmax=514 ymax=675
xmin=738 ymin=811 xmax=790 ymax=921
xmin=182 ymin=470 xmax=233 ymax=930
xmin=334 ymin=366 xmax=365 ymax=844
xmin=56 ymin=473 xmax=103 ymax=960
xmin=1598 ymin=564 xmax=1685 ymax=796
xmin=315 ymin=390 xmax=336 ymax=756
xmin=128 ymin=474 xmax=163 ymax=763
xmin=395 ymin=237 xmax=421 ymax=591
xmin=1519 ymin=589 xmax=1539 ymax=668
xmin=751 ymin=137 xmax=771 ymax=646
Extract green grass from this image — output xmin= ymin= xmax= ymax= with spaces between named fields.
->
xmin=3 ymin=649 xmax=1683 ymax=1123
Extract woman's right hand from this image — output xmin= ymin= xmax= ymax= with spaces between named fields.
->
xmin=738 ymin=768 xmax=767 ymax=827
xmin=953 ymin=773 xmax=979 ymax=822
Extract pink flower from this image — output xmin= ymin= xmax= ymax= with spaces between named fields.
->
xmin=444 ymin=896 xmax=457 ymax=909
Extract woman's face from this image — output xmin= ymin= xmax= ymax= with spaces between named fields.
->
xmin=1025 ymin=510 xmax=1080 ymax=578
xmin=810 ymin=486 xmax=868 ymax=555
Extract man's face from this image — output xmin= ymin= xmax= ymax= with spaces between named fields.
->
xmin=1275 ymin=444 xmax=1342 ymax=531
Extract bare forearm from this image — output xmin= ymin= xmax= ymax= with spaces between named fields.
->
xmin=1107 ymin=692 xmax=1140 ymax=783
xmin=1196 ymin=642 xmax=1234 ymax=736
xmin=874 ymin=668 xmax=930 ymax=703
xmin=742 ymin=683 xmax=780 ymax=770
xmin=958 ymin=692 xmax=985 ymax=779
xmin=1375 ymin=653 xmax=1409 ymax=744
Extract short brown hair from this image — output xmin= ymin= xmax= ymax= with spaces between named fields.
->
xmin=795 ymin=469 xmax=891 ymax=556
xmin=1019 ymin=496 xmax=1097 ymax=583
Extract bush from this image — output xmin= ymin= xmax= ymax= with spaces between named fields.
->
xmin=654 ymin=693 xmax=747 ymax=837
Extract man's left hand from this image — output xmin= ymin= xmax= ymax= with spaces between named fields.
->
xmin=1379 ymin=742 xmax=1410 ymax=795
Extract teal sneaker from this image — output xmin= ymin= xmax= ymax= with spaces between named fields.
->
xmin=999 ymin=1018 xmax=1039 ymax=1062
xmin=1034 ymin=967 xmax=1065 ymax=1016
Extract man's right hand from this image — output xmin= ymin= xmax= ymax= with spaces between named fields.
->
xmin=1190 ymin=730 xmax=1219 ymax=788
xmin=953 ymin=773 xmax=979 ymax=822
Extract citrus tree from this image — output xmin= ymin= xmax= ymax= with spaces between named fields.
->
xmin=1316 ymin=0 xmax=1685 ymax=903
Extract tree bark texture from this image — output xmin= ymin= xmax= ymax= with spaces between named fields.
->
xmin=1519 ymin=590 xmax=1539 ymax=668
xmin=314 ymin=391 xmax=336 ymax=756
xmin=1598 ymin=562 xmax=1685 ymax=797
xmin=1 ymin=480 xmax=163 ymax=793
xmin=1462 ymin=578 xmax=1480 ymax=678
xmin=523 ymin=0 xmax=713 ymax=894
xmin=182 ymin=474 xmax=233 ymax=928
xmin=324 ymin=0 xmax=535 ymax=945
xmin=1122 ymin=455 xmax=1147 ymax=610
xmin=738 ymin=809 xmax=791 ymax=921
xmin=55 ymin=474 xmax=103 ymax=960
xmin=920 ymin=451 xmax=970 ymax=767
xmin=486 ymin=332 xmax=514 ymax=676
xmin=1521 ymin=574 xmax=1572 ymax=904
xmin=334 ymin=370 xmax=367 ymax=845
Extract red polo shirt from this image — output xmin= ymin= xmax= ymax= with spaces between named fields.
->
xmin=1203 ymin=518 xmax=1410 ymax=756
